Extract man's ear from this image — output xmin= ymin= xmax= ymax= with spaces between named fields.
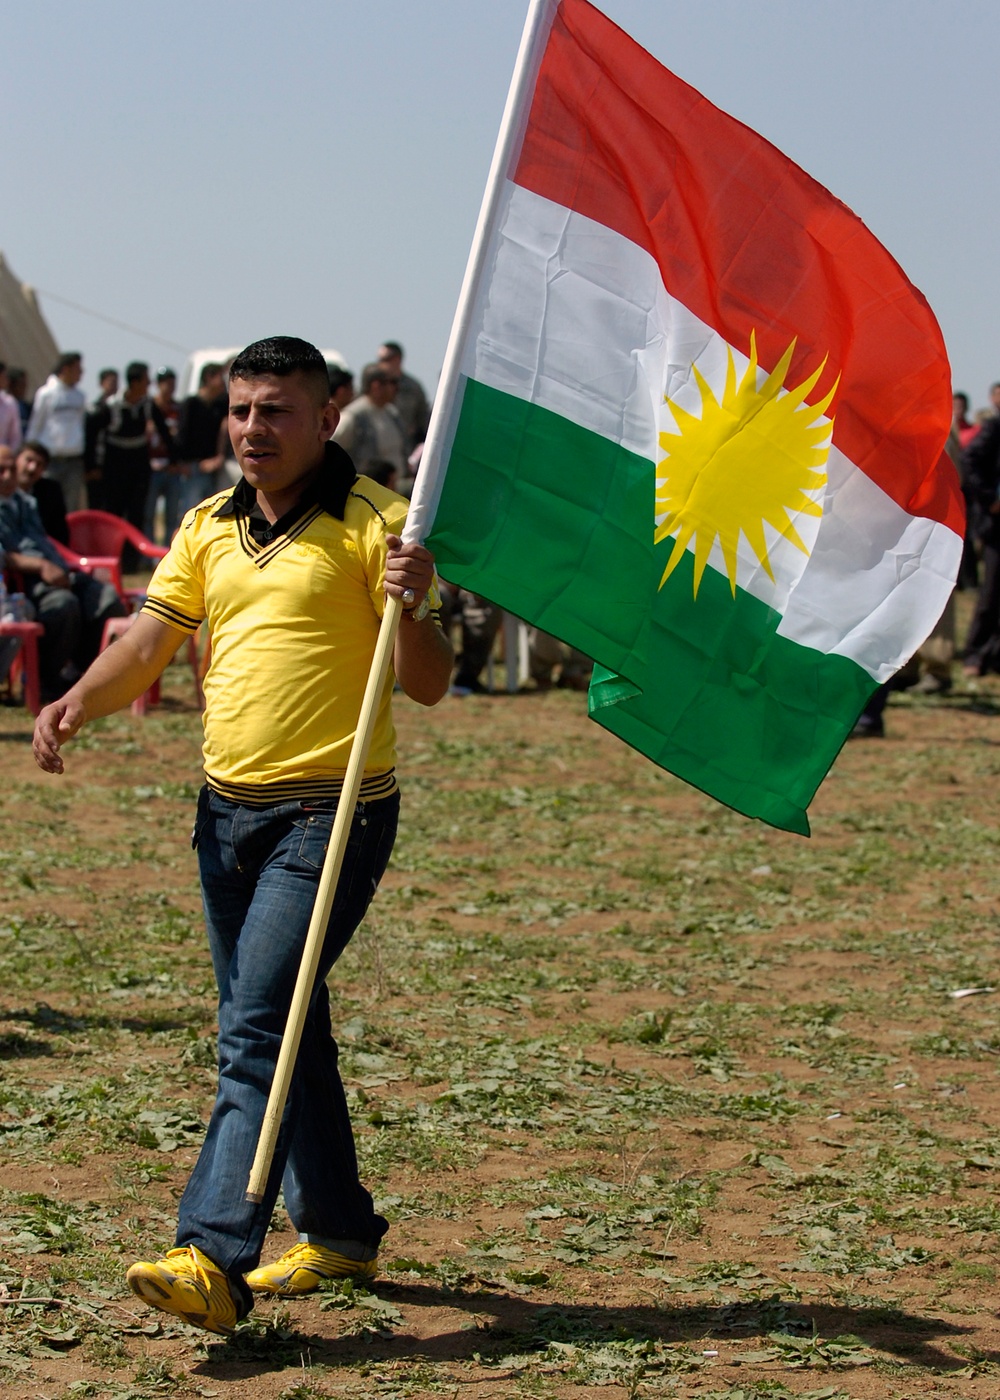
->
xmin=320 ymin=399 xmax=340 ymax=441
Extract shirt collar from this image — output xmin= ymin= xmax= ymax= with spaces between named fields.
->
xmin=213 ymin=440 xmax=357 ymax=522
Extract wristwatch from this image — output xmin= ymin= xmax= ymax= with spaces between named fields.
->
xmin=403 ymin=593 xmax=430 ymax=622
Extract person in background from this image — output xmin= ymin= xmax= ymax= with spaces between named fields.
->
xmin=16 ymin=441 xmax=69 ymax=545
xmin=85 ymin=369 xmax=120 ymax=509
xmin=0 ymin=364 xmax=23 ymax=451
xmin=95 ymin=369 xmax=119 ymax=406
xmin=91 ymin=363 xmax=169 ymax=562
xmin=144 ymin=368 xmax=182 ymax=542
xmin=528 ymin=628 xmax=593 ymax=692
xmin=5 ymin=369 xmax=32 ymax=437
xmin=362 ymin=458 xmax=398 ymax=492
xmin=26 ymin=353 xmax=87 ymax=513
xmin=376 ymin=341 xmax=429 ymax=457
xmin=953 ymin=392 xmax=978 ymax=451
xmin=962 ymin=407 xmax=1000 ymax=676
xmin=177 ymin=363 xmax=228 ymax=511
xmin=449 ymin=589 xmax=502 ymax=696
xmin=333 ymin=363 xmax=407 ymax=483
xmin=952 ymin=392 xmax=980 ymax=591
xmin=0 ymin=445 xmax=124 ymax=702
xmin=329 ymin=367 xmax=355 ymax=411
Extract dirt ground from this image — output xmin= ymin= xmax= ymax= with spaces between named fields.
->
xmin=2 ymin=653 xmax=1000 ymax=1399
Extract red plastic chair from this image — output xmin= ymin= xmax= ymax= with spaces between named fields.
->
xmin=62 ymin=513 xmax=204 ymax=713
xmin=0 ymin=620 xmax=44 ymax=715
xmin=64 ymin=510 xmax=168 ymax=607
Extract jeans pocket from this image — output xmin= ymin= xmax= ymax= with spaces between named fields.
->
xmin=293 ymin=801 xmax=361 ymax=871
xmin=292 ymin=798 xmax=391 ymax=875
xmin=293 ymin=813 xmax=332 ymax=870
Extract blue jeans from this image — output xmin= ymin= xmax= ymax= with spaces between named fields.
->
xmin=177 ymin=786 xmax=398 ymax=1315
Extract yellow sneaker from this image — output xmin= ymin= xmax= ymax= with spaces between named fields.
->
xmin=245 ymin=1241 xmax=378 ymax=1296
xmin=126 ymin=1245 xmax=238 ymax=1334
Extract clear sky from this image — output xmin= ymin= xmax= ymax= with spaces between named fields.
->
xmin=3 ymin=0 xmax=996 ymax=407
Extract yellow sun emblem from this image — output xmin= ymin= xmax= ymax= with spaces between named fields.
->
xmin=655 ymin=332 xmax=837 ymax=597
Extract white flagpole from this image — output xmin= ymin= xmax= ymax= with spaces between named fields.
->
xmin=403 ymin=0 xmax=559 ymax=548
xmin=246 ymin=595 xmax=403 ymax=1202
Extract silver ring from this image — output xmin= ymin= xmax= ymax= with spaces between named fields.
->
xmin=401 ymin=588 xmax=415 ymax=605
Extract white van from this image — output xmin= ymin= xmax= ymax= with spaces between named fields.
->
xmin=179 ymin=346 xmax=349 ymax=399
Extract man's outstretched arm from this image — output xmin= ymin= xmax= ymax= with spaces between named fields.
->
xmin=33 ymin=613 xmax=189 ymax=774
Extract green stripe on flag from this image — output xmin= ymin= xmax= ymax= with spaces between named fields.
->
xmin=589 ymin=544 xmax=875 ymax=835
xmin=429 ymin=376 xmax=656 ymax=681
xmin=429 ymin=377 xmax=875 ymax=834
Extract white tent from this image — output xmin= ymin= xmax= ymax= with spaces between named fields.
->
xmin=0 ymin=251 xmax=59 ymax=395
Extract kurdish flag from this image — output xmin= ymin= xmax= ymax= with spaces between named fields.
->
xmin=406 ymin=0 xmax=963 ymax=835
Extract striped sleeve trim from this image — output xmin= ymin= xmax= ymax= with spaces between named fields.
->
xmin=205 ymin=768 xmax=398 ymax=807
xmin=141 ymin=596 xmax=204 ymax=633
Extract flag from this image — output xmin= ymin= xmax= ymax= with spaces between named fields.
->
xmin=408 ymin=0 xmax=962 ymax=835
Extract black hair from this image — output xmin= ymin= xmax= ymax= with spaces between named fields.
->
xmin=198 ymin=362 xmax=224 ymax=388
xmin=361 ymin=361 xmax=398 ymax=394
xmin=20 ymin=439 xmax=50 ymax=465
xmin=55 ymin=352 xmax=82 ymax=374
xmin=125 ymin=361 xmax=149 ymax=385
xmin=365 ymin=458 xmax=397 ymax=488
xmin=229 ymin=336 xmax=331 ymax=403
xmin=954 ymin=391 xmax=969 ymax=411
xmin=380 ymin=340 xmax=403 ymax=359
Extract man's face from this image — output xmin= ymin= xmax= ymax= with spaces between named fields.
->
xmin=16 ymin=448 xmax=46 ymax=488
xmin=228 ymin=373 xmax=339 ymax=496
xmin=377 ymin=346 xmax=402 ymax=375
xmin=101 ymin=371 xmax=119 ymax=397
xmin=368 ymin=373 xmax=399 ymax=408
xmin=62 ymin=359 xmax=83 ymax=387
xmin=0 ymin=448 xmax=18 ymax=498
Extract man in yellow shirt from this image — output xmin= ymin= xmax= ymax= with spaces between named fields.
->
xmin=33 ymin=337 xmax=453 ymax=1334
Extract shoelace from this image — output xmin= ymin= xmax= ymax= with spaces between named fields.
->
xmin=165 ymin=1245 xmax=212 ymax=1296
xmin=187 ymin=1245 xmax=210 ymax=1295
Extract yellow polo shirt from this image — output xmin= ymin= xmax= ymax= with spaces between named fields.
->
xmin=142 ymin=460 xmax=414 ymax=805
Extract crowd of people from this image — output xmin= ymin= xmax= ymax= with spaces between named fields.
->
xmin=17 ymin=352 xmax=992 ymax=718
xmin=0 ymin=343 xmax=586 ymax=704
xmin=852 ymin=382 xmax=1000 ymax=736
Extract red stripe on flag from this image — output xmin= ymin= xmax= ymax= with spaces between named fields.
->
xmin=513 ymin=0 xmax=961 ymax=535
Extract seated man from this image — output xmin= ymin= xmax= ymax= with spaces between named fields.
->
xmin=17 ymin=440 xmax=70 ymax=544
xmin=0 ymin=445 xmax=125 ymax=702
